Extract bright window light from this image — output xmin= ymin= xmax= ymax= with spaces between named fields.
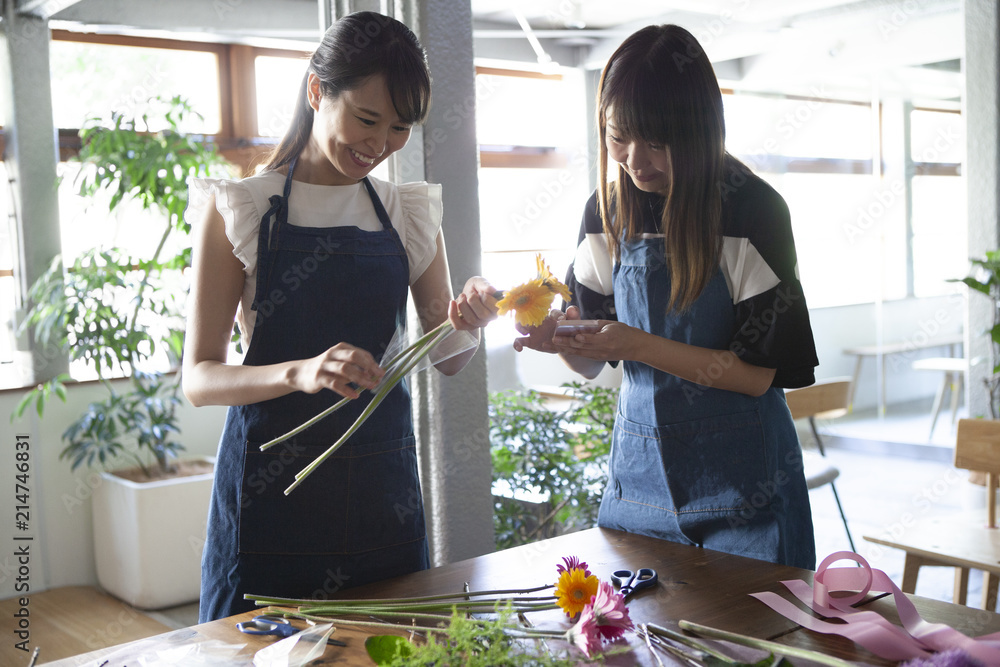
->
xmin=50 ymin=41 xmax=221 ymax=133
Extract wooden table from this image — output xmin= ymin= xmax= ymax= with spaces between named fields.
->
xmin=43 ymin=527 xmax=1000 ymax=666
xmin=865 ymin=516 xmax=1000 ymax=610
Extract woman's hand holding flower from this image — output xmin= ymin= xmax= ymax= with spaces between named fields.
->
xmin=449 ymin=276 xmax=499 ymax=331
xmin=289 ymin=343 xmax=385 ymax=400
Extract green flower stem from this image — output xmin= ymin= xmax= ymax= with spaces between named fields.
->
xmin=645 ymin=623 xmax=738 ymax=664
xmin=280 ymin=322 xmax=454 ymax=495
xmin=258 ymin=396 xmax=351 ymax=452
xmin=376 ymin=322 xmax=449 ymax=388
xmin=299 ymin=602 xmax=558 ymax=617
xmin=285 ymin=326 xmax=451 ymax=494
xmin=292 ymin=613 xmax=450 ymax=636
xmin=287 ymin=611 xmax=571 ymax=646
xmin=287 ymin=610 xmax=567 ymax=643
xmin=245 ymin=583 xmax=554 ymax=609
xmin=258 ymin=323 xmax=449 ymax=454
xmin=260 ymin=323 xmax=450 ymax=451
xmin=504 ymin=628 xmax=572 ymax=640
xmin=675 ymin=620 xmax=856 ymax=667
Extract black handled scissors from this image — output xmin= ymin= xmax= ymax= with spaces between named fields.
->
xmin=236 ymin=615 xmax=347 ymax=647
xmin=611 ymin=567 xmax=658 ymax=600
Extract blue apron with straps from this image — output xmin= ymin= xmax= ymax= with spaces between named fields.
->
xmin=597 ymin=234 xmax=816 ymax=570
xmin=199 ymin=161 xmax=429 ymax=622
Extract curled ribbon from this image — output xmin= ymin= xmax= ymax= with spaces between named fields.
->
xmin=751 ymin=551 xmax=1000 ymax=663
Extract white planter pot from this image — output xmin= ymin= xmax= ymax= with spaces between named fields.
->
xmin=92 ymin=457 xmax=215 ymax=610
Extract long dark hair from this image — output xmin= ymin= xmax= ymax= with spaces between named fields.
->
xmin=597 ymin=24 xmax=727 ymax=312
xmin=263 ymin=11 xmax=431 ymax=171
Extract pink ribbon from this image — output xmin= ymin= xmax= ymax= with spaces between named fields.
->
xmin=750 ymin=551 xmax=1000 ymax=663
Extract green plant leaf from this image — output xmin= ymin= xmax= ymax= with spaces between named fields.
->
xmin=365 ymin=635 xmax=414 ymax=665
xmin=489 ymin=384 xmax=616 ymax=549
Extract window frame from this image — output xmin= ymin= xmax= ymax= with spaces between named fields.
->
xmin=44 ymin=30 xmax=311 ymax=173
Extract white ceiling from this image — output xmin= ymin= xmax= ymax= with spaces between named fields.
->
xmin=471 ymin=0 xmax=964 ymax=103
xmin=33 ymin=0 xmax=964 ymax=104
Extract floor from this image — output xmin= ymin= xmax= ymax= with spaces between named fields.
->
xmin=23 ymin=397 xmax=997 ymax=664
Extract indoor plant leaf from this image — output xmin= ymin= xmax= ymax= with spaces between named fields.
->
xmin=365 ymin=634 xmax=415 ymax=665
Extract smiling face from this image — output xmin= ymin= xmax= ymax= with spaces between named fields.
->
xmin=300 ymin=73 xmax=413 ymax=185
xmin=604 ymin=109 xmax=672 ymax=195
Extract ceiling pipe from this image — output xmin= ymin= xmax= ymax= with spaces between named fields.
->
xmin=511 ymin=7 xmax=552 ymax=65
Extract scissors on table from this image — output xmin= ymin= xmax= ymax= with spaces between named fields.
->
xmin=236 ymin=614 xmax=347 ymax=647
xmin=611 ymin=567 xmax=658 ymax=601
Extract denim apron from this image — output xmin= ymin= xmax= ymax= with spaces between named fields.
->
xmin=597 ymin=235 xmax=815 ymax=570
xmin=199 ymin=161 xmax=429 ymax=622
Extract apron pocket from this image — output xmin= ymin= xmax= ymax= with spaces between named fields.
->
xmin=345 ymin=435 xmax=426 ymax=554
xmin=238 ymin=439 xmax=350 ymax=556
xmin=611 ymin=409 xmax=769 ymax=518
xmin=237 ymin=435 xmax=426 ymax=556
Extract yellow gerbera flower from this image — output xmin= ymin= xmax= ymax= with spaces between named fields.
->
xmin=554 ymin=567 xmax=600 ymax=618
xmin=496 ymin=279 xmax=554 ymax=328
xmin=535 ymin=253 xmax=572 ymax=301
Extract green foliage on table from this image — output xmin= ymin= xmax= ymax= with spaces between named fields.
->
xmin=489 ymin=382 xmax=617 ymax=549
xmin=365 ymin=634 xmax=414 ymax=664
xmin=374 ymin=607 xmax=601 ymax=666
xmin=952 ymin=249 xmax=1000 ymax=418
xmin=12 ymin=95 xmax=233 ymax=477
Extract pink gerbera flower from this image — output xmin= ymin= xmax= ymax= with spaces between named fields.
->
xmin=566 ymin=605 xmax=602 ymax=657
xmin=589 ymin=580 xmax=634 ymax=640
xmin=556 ymin=555 xmax=592 ymax=577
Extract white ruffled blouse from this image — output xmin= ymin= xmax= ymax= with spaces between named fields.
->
xmin=186 ymin=171 xmax=443 ymax=346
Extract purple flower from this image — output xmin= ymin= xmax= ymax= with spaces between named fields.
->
xmin=901 ymin=649 xmax=984 ymax=667
xmin=556 ymin=555 xmax=592 ymax=578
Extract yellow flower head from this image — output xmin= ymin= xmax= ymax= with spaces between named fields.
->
xmin=496 ymin=279 xmax=553 ymax=327
xmin=496 ymin=254 xmax=572 ymax=328
xmin=536 ymin=253 xmax=572 ymax=301
xmin=554 ymin=567 xmax=600 ymax=618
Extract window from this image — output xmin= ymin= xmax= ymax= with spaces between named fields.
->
xmin=50 ymin=39 xmax=222 ymax=133
xmin=910 ymin=109 xmax=964 ymax=297
xmin=0 ymin=33 xmax=302 ymax=389
xmin=724 ymin=91 xmax=963 ymax=308
xmin=475 ymin=67 xmax=589 ymax=348
xmin=725 ymin=93 xmax=873 ymax=162
xmin=255 ymin=55 xmax=309 ymax=138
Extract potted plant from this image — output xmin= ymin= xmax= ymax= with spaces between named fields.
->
xmin=12 ymin=96 xmax=233 ymax=609
xmin=950 ymin=252 xmax=1000 ymax=505
xmin=489 ymin=382 xmax=617 ymax=550
xmin=953 ymin=250 xmax=1000 ymax=419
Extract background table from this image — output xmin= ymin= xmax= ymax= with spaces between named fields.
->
xmin=842 ymin=333 xmax=963 ymax=415
xmin=43 ymin=527 xmax=1000 ymax=666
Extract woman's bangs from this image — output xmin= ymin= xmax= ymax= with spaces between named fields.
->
xmin=385 ymin=58 xmax=430 ymax=124
xmin=603 ymin=67 xmax=674 ymax=144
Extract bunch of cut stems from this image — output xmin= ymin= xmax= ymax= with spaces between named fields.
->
xmin=259 ymin=321 xmax=456 ymax=495
xmin=245 ymin=584 xmax=557 ymax=637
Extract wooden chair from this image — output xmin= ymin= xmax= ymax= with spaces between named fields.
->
xmin=784 ymin=378 xmax=856 ymax=552
xmin=863 ymin=418 xmax=1000 ymax=610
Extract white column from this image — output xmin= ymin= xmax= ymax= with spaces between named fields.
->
xmin=0 ymin=4 xmax=65 ymax=383
xmin=407 ymin=0 xmax=495 ymax=565
xmin=964 ymin=0 xmax=1000 ymax=419
xmin=315 ymin=0 xmax=494 ymax=566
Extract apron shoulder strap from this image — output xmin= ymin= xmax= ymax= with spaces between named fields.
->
xmin=361 ymin=177 xmax=394 ymax=231
xmin=251 ymin=160 xmax=297 ymax=311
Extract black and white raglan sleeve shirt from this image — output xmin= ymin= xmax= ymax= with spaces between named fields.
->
xmin=563 ymin=171 xmax=818 ymax=389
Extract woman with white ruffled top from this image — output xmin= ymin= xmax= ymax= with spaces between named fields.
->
xmin=181 ymin=11 xmax=497 ymax=622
